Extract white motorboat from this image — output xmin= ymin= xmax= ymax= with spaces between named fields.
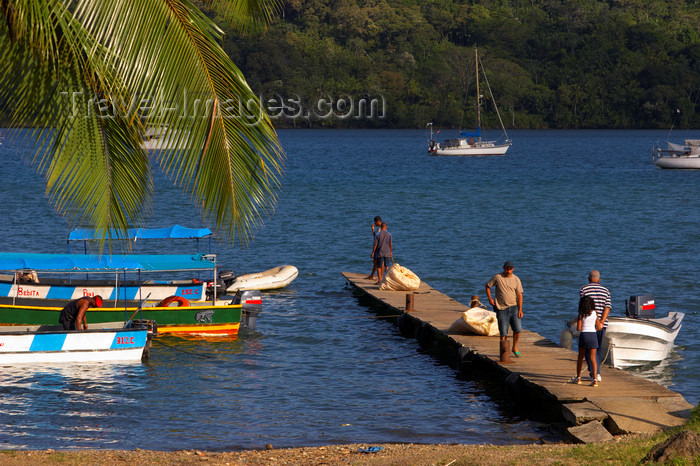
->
xmin=561 ymin=294 xmax=684 ymax=368
xmin=141 ymin=126 xmax=191 ymax=151
xmin=428 ymin=48 xmax=511 ymax=156
xmin=224 ymin=265 xmax=298 ymax=292
xmin=653 ymin=139 xmax=700 ymax=169
xmin=0 ymin=320 xmax=153 ymax=364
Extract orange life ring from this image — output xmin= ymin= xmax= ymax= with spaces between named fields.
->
xmin=158 ymin=295 xmax=190 ymax=307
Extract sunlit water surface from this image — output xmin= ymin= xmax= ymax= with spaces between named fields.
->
xmin=0 ymin=129 xmax=697 ymax=450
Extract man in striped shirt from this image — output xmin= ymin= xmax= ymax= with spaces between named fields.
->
xmin=579 ymin=270 xmax=611 ymax=382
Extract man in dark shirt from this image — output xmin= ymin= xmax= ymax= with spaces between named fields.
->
xmin=371 ymin=222 xmax=393 ymax=285
xmin=59 ymin=295 xmax=103 ymax=331
xmin=365 ymin=216 xmax=383 ymax=280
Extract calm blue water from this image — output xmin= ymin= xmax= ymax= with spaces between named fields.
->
xmin=0 ymin=129 xmax=698 ymax=450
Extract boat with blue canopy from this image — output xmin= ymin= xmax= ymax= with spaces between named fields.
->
xmin=68 ymin=225 xmax=298 ymax=293
xmin=68 ymin=225 xmax=214 ymax=252
xmin=0 ymin=252 xmax=261 ymax=336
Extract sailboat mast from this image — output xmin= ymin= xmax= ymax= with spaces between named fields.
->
xmin=475 ymin=48 xmax=481 ymax=137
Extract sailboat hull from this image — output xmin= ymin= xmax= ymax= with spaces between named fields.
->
xmin=432 ymin=142 xmax=510 ymax=156
xmin=654 ymin=156 xmax=700 ymax=169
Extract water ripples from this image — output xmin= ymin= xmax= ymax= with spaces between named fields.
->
xmin=0 ymin=129 xmax=697 ymax=450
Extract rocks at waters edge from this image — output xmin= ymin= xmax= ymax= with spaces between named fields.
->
xmin=643 ymin=430 xmax=700 ymax=463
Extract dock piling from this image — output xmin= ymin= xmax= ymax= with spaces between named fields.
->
xmin=499 ymin=339 xmax=513 ymax=364
xmin=405 ymin=293 xmax=415 ymax=312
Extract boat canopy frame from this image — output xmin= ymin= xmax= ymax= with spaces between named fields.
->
xmin=0 ymin=252 xmax=220 ymax=309
xmin=67 ymin=225 xmax=214 ymax=254
xmin=0 ymin=252 xmax=217 ymax=273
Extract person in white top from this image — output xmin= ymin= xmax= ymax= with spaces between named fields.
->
xmin=572 ymin=295 xmax=602 ymax=387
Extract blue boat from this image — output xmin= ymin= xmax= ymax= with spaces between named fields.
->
xmin=0 ymin=320 xmax=153 ymax=364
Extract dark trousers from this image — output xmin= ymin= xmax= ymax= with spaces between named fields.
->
xmin=585 ymin=327 xmax=606 ymax=377
xmin=60 ymin=320 xmax=77 ymax=331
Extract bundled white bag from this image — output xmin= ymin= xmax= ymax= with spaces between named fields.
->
xmin=379 ymin=263 xmax=420 ymax=291
xmin=448 ymin=307 xmax=499 ymax=336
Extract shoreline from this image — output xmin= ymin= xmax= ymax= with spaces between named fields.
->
xmin=0 ymin=435 xmax=668 ymax=465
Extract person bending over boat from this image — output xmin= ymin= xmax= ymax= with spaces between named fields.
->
xmin=59 ymin=295 xmax=103 ymax=331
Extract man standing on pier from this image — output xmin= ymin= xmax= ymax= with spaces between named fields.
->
xmin=580 ymin=270 xmax=611 ymax=382
xmin=365 ymin=216 xmax=383 ymax=280
xmin=485 ymin=261 xmax=524 ymax=357
xmin=371 ymin=222 xmax=393 ymax=285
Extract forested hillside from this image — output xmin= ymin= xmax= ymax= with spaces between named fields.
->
xmin=219 ymin=0 xmax=700 ymax=129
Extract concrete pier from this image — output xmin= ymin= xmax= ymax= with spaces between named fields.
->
xmin=342 ymin=272 xmax=694 ymax=442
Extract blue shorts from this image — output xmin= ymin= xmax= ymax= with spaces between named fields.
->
xmin=496 ymin=305 xmax=522 ymax=336
xmin=578 ymin=332 xmax=599 ymax=349
xmin=376 ymin=256 xmax=392 ymax=268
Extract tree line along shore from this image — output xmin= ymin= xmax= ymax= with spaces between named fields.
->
xmin=211 ymin=0 xmax=700 ymax=130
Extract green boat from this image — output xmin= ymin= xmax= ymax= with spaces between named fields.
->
xmin=0 ymin=252 xmax=262 ymax=336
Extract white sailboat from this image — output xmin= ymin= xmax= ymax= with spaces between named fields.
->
xmin=653 ymin=139 xmax=700 ymax=169
xmin=428 ymin=49 xmax=511 ymax=156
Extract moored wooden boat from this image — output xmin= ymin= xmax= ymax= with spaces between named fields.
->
xmin=0 ymin=300 xmax=254 ymax=336
xmin=0 ymin=252 xmax=262 ymax=336
xmin=0 ymin=251 xmax=216 ymax=304
xmin=0 ymin=321 xmax=153 ymax=364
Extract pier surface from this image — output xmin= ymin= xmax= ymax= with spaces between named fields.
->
xmin=342 ymin=272 xmax=694 ymax=440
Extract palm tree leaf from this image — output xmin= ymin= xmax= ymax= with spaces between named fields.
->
xmin=0 ymin=0 xmax=284 ymax=248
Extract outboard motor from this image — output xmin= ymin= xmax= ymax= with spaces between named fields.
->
xmin=206 ymin=271 xmax=235 ymax=300
xmin=234 ymin=290 xmax=262 ymax=329
xmin=218 ymin=270 xmax=237 ymax=288
xmin=628 ymin=294 xmax=655 ymax=319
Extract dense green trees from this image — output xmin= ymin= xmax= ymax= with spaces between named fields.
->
xmin=220 ymin=0 xmax=700 ymax=129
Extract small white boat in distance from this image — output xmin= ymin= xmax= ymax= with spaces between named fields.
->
xmin=0 ymin=321 xmax=153 ymax=364
xmin=653 ymin=139 xmax=700 ymax=169
xmin=562 ymin=294 xmax=684 ymax=368
xmin=225 ymin=265 xmax=298 ymax=292
xmin=428 ymin=48 xmax=511 ymax=156
xmin=141 ymin=126 xmax=191 ymax=151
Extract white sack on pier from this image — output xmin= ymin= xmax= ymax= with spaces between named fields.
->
xmin=379 ymin=263 xmax=420 ymax=291
xmin=448 ymin=307 xmax=499 ymax=336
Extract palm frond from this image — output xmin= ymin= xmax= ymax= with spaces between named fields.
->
xmin=0 ymin=0 xmax=284 ymax=248
xmin=205 ymin=0 xmax=283 ymax=35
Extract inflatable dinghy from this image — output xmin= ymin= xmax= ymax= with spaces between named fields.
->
xmin=226 ymin=265 xmax=298 ymax=292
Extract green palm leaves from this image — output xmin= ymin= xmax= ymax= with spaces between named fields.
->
xmin=0 ymin=0 xmax=283 ymax=249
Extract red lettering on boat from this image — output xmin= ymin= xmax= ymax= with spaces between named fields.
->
xmin=17 ymin=286 xmax=40 ymax=297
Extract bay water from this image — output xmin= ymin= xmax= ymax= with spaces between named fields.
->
xmin=0 ymin=129 xmax=697 ymax=450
